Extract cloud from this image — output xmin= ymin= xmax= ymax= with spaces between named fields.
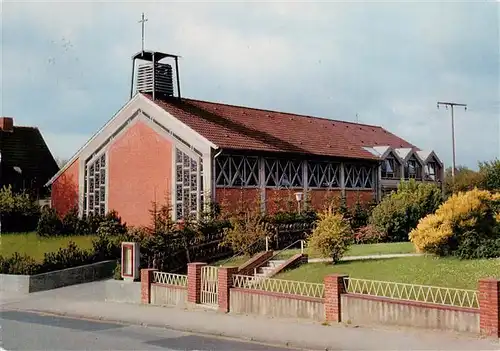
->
xmin=2 ymin=1 xmax=499 ymax=170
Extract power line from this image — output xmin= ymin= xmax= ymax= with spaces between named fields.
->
xmin=437 ymin=101 xmax=467 ymax=179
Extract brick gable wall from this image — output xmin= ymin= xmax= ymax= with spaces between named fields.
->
xmin=108 ymin=120 xmax=173 ymax=227
xmin=51 ymin=159 xmax=79 ymax=217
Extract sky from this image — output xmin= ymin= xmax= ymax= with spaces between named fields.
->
xmin=1 ymin=1 xmax=499 ymax=169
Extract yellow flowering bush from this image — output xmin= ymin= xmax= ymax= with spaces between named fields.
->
xmin=409 ymin=188 xmax=500 ymax=259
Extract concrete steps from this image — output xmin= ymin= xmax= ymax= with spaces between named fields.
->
xmin=254 ymin=259 xmax=287 ymax=278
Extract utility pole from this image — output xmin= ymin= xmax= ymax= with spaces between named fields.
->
xmin=437 ymin=101 xmax=467 ymax=179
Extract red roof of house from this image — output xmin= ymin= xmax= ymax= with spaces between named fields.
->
xmin=148 ymin=95 xmax=416 ymax=161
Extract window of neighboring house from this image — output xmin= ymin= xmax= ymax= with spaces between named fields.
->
xmin=405 ymin=157 xmax=421 ymax=179
xmin=381 ymin=157 xmax=396 ymax=179
xmin=425 ymin=161 xmax=437 ymax=181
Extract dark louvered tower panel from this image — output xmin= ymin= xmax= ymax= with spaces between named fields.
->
xmin=136 ymin=63 xmax=174 ymax=97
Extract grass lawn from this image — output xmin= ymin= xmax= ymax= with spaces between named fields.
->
xmin=215 ymin=242 xmax=415 ymax=267
xmin=277 ymin=256 xmax=500 ymax=290
xmin=1 ymin=232 xmax=96 ymax=262
xmin=215 ymin=255 xmax=252 ymax=267
xmin=276 ymin=242 xmax=415 ymax=260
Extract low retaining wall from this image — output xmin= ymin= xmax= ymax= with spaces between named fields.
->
xmin=139 ymin=266 xmax=500 ymax=339
xmin=151 ymin=283 xmax=188 ymax=308
xmin=0 ymin=260 xmax=116 ymax=294
xmin=230 ymin=288 xmax=324 ymax=321
xmin=342 ymin=294 xmax=480 ymax=334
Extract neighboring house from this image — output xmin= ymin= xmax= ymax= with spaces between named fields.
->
xmin=46 ymin=50 xmax=443 ymax=227
xmin=0 ymin=117 xmax=59 ymax=200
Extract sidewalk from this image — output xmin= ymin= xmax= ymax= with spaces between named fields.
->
xmin=1 ymin=282 xmax=498 ymax=351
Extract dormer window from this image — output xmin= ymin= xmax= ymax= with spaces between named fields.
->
xmin=382 ymin=157 xmax=397 ymax=179
xmin=425 ymin=161 xmax=437 ymax=181
xmin=404 ymin=155 xmax=421 ymax=179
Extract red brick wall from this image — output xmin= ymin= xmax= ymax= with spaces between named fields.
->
xmin=108 ymin=121 xmax=172 ymax=227
xmin=345 ymin=190 xmax=375 ymax=207
xmin=218 ymin=266 xmax=238 ymax=313
xmin=324 ymin=274 xmax=348 ymax=322
xmin=141 ymin=268 xmax=157 ymax=304
xmin=215 ymin=188 xmax=260 ymax=215
xmin=51 ymin=158 xmax=79 ymax=217
xmin=215 ymin=188 xmax=375 ymax=216
xmin=266 ymin=188 xmax=300 ymax=214
xmin=187 ymin=262 xmax=205 ymax=304
xmin=308 ymin=189 xmax=342 ymax=211
xmin=479 ymin=278 xmax=500 ymax=337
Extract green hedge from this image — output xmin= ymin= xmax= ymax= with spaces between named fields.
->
xmin=0 ymin=185 xmax=40 ymax=233
xmin=0 ymin=232 xmax=124 ymax=275
xmin=370 ymin=180 xmax=443 ymax=242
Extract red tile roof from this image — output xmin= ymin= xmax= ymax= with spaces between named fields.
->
xmin=148 ymin=95 xmax=416 ymax=161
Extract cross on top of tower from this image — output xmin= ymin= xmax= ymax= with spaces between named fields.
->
xmin=138 ymin=12 xmax=148 ymax=52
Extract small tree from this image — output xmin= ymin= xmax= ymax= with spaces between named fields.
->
xmin=222 ymin=214 xmax=272 ymax=256
xmin=479 ymin=159 xmax=500 ymax=192
xmin=443 ymin=166 xmax=484 ymax=198
xmin=308 ymin=209 xmax=352 ymax=264
xmin=370 ymin=180 xmax=442 ymax=242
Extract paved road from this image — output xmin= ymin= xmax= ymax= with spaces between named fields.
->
xmin=0 ymin=310 xmax=296 ymax=351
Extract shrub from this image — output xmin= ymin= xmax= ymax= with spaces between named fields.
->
xmin=353 ymin=224 xmax=387 ymax=244
xmin=222 ymin=214 xmax=272 ymax=256
xmin=0 ymin=185 xmax=40 ymax=233
xmin=61 ymin=207 xmax=81 ymax=235
xmin=308 ymin=209 xmax=352 ymax=263
xmin=349 ymin=198 xmax=374 ymax=231
xmin=82 ymin=212 xmax=106 ymax=235
xmin=89 ymin=211 xmax=128 ymax=261
xmin=37 ymin=207 xmax=63 ymax=236
xmin=0 ymin=253 xmax=40 ymax=275
xmin=113 ymin=263 xmax=123 ymax=280
xmin=443 ymin=166 xmax=485 ymax=198
xmin=267 ymin=210 xmax=318 ymax=225
xmin=370 ymin=180 xmax=442 ymax=242
xmin=36 ymin=206 xmax=126 ymax=237
xmin=42 ymin=241 xmax=93 ymax=272
xmin=96 ymin=210 xmax=127 ymax=237
xmin=409 ymin=188 xmax=500 ymax=259
xmin=479 ymin=159 xmax=500 ymax=191
xmin=0 ymin=232 xmax=126 ymax=275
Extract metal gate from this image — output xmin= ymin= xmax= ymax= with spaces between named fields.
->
xmin=200 ymin=266 xmax=218 ymax=307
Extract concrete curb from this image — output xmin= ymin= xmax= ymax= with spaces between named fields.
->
xmin=11 ymin=307 xmax=322 ymax=351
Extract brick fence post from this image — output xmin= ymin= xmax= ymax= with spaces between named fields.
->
xmin=140 ymin=268 xmax=158 ymax=304
xmin=324 ymin=274 xmax=348 ymax=323
xmin=479 ymin=278 xmax=500 ymax=338
xmin=187 ymin=262 xmax=206 ymax=304
xmin=218 ymin=266 xmax=239 ymax=313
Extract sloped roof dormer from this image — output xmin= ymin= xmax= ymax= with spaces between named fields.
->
xmin=417 ymin=150 xmax=443 ymax=167
xmin=395 ymin=148 xmax=424 ymax=165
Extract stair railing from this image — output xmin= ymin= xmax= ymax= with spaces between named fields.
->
xmin=217 ymin=235 xmax=269 ymax=267
xmin=253 ymin=239 xmax=307 ymax=276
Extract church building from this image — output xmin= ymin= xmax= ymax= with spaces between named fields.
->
xmin=46 ymin=50 xmax=443 ymax=226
